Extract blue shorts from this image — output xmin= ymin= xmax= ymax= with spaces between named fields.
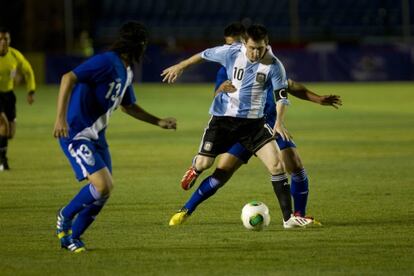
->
xmin=227 ymin=135 xmax=296 ymax=164
xmin=59 ymin=138 xmax=112 ymax=181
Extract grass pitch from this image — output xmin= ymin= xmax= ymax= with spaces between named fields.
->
xmin=0 ymin=82 xmax=413 ymax=275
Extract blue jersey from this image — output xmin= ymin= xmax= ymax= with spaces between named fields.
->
xmin=64 ymin=51 xmax=136 ymax=146
xmin=202 ymin=43 xmax=287 ymax=118
xmin=215 ymin=66 xmax=277 ymax=127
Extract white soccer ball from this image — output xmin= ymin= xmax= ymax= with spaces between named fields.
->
xmin=241 ymin=201 xmax=271 ymax=231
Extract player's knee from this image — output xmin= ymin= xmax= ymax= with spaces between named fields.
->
xmin=93 ymin=179 xmax=113 ymax=197
xmin=0 ymin=115 xmax=8 ymax=136
xmin=96 ymin=185 xmax=112 ymax=197
xmin=269 ymin=161 xmax=285 ymax=175
xmin=194 ymin=156 xmax=214 ymax=171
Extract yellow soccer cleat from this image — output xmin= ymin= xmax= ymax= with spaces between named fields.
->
xmin=169 ymin=209 xmax=190 ymax=226
xmin=310 ymin=218 xmax=323 ymax=227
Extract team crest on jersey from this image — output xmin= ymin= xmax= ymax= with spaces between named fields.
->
xmin=256 ymin=72 xmax=266 ymax=83
xmin=203 ymin=141 xmax=213 ymax=152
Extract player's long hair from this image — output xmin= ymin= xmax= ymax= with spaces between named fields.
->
xmin=110 ymin=21 xmax=148 ymax=64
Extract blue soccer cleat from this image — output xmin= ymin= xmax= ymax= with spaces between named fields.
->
xmin=56 ymin=208 xmax=72 ymax=248
xmin=67 ymin=238 xmax=86 ymax=253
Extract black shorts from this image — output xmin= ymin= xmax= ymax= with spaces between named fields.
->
xmin=198 ymin=116 xmax=275 ymax=157
xmin=0 ymin=91 xmax=16 ymax=121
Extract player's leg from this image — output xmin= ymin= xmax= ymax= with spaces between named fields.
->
xmin=8 ymin=120 xmax=15 ymax=138
xmin=61 ymin=167 xmax=112 ymax=253
xmin=255 ymin=143 xmax=311 ymax=228
xmin=281 ymin=147 xmax=309 ymax=217
xmin=181 ymin=116 xmax=227 ymax=190
xmin=0 ymin=92 xmax=14 ymax=170
xmin=57 ymin=140 xmax=112 ymax=252
xmin=0 ymin=112 xmax=9 ymax=170
xmin=170 ymin=143 xmax=251 ymax=226
xmin=170 ymin=117 xmax=239 ymax=225
xmin=169 ymin=154 xmax=218 ymax=226
xmin=182 ymin=153 xmax=245 ymax=214
xmin=71 ymin=146 xmax=112 ymax=241
xmin=255 ymin=141 xmax=293 ymax=222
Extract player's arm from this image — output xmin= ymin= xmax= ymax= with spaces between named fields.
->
xmin=53 ymin=72 xmax=77 ymax=138
xmin=214 ymin=67 xmax=236 ymax=96
xmin=14 ymin=49 xmax=36 ymax=104
xmin=121 ymin=103 xmax=177 ymax=130
xmin=161 ymin=53 xmax=204 ymax=83
xmin=162 ymin=44 xmax=231 ymax=84
xmin=273 ymin=88 xmax=291 ymax=141
xmin=215 ymin=80 xmax=237 ymax=96
xmin=287 ymin=79 xmax=342 ymax=109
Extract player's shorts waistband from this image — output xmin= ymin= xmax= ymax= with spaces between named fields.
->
xmin=0 ymin=90 xmax=13 ymax=94
xmin=212 ymin=115 xmax=265 ymax=122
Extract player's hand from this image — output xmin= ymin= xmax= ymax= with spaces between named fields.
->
xmin=53 ymin=118 xmax=69 ymax=138
xmin=27 ymin=91 xmax=35 ymax=105
xmin=216 ymin=80 xmax=237 ymax=95
xmin=158 ymin=117 xmax=177 ymax=130
xmin=320 ymin=94 xmax=342 ymax=109
xmin=161 ymin=65 xmax=183 ymax=83
xmin=273 ymin=123 xmax=291 ymax=141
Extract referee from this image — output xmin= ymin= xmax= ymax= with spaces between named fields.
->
xmin=0 ymin=27 xmax=36 ymax=171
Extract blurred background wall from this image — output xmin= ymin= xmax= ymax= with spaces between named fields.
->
xmin=1 ymin=0 xmax=413 ymax=83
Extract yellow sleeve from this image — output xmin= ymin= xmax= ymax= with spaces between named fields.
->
xmin=11 ymin=48 xmax=36 ymax=92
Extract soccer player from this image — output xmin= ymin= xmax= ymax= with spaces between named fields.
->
xmin=54 ymin=21 xmax=177 ymax=253
xmin=169 ymin=23 xmax=342 ymax=227
xmin=162 ymin=24 xmax=312 ymax=228
xmin=0 ymin=27 xmax=36 ymax=171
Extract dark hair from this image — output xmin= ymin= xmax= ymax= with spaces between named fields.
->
xmin=246 ymin=24 xmax=268 ymax=43
xmin=110 ymin=21 xmax=148 ymax=64
xmin=0 ymin=27 xmax=10 ymax=34
xmin=224 ymin=22 xmax=245 ymax=38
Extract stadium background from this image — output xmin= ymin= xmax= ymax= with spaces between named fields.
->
xmin=1 ymin=0 xmax=414 ymax=84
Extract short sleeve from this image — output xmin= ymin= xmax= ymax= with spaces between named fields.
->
xmin=121 ymin=85 xmax=136 ymax=106
xmin=72 ymin=54 xmax=113 ymax=83
xmin=269 ymin=59 xmax=288 ymax=91
xmin=11 ymin=48 xmax=36 ymax=91
xmin=200 ymin=44 xmax=231 ymax=66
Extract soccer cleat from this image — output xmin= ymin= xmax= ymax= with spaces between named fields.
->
xmin=0 ymin=157 xmax=9 ymax=171
xmin=56 ymin=208 xmax=72 ymax=248
xmin=293 ymin=212 xmax=322 ymax=227
xmin=67 ymin=238 xmax=86 ymax=253
xmin=306 ymin=216 xmax=323 ymax=227
xmin=283 ymin=215 xmax=314 ymax=229
xmin=180 ymin=167 xmax=199 ymax=190
xmin=169 ymin=209 xmax=190 ymax=226
xmin=3 ymin=158 xmax=9 ymax=170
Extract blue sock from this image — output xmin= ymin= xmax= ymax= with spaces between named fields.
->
xmin=290 ymin=169 xmax=309 ymax=216
xmin=62 ymin=184 xmax=101 ymax=219
xmin=184 ymin=176 xmax=222 ymax=214
xmin=71 ymin=196 xmax=108 ymax=239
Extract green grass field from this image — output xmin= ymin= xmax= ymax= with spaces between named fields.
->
xmin=0 ymin=82 xmax=413 ymax=275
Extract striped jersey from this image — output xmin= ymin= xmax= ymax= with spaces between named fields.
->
xmin=215 ymin=66 xmax=277 ymax=127
xmin=63 ymin=51 xmax=136 ymax=146
xmin=201 ymin=43 xmax=287 ymax=118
